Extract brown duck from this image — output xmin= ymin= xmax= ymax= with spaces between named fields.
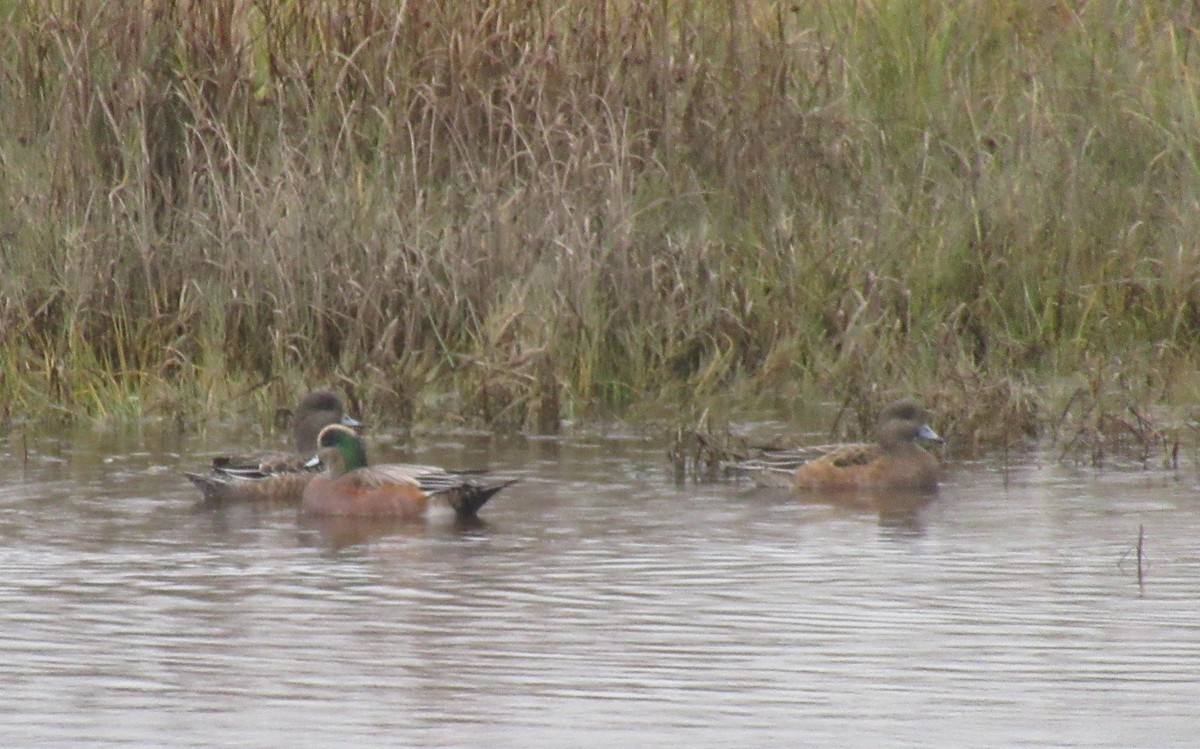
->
xmin=740 ymin=398 xmax=943 ymax=491
xmin=185 ymin=390 xmax=363 ymax=506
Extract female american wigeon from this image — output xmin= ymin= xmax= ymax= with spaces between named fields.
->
xmin=185 ymin=390 xmax=363 ymax=506
xmin=301 ymin=424 xmax=518 ymax=519
xmin=741 ymin=398 xmax=943 ymax=491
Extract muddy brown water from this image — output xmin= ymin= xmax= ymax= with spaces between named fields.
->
xmin=2 ymin=422 xmax=1198 ymax=747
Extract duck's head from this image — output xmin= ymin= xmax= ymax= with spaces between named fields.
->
xmin=313 ymin=423 xmax=370 ymax=476
xmin=877 ymin=398 xmax=942 ymax=448
xmin=293 ymin=390 xmax=365 ymax=453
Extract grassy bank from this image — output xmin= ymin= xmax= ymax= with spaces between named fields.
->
xmin=2 ymin=0 xmax=1199 ymax=456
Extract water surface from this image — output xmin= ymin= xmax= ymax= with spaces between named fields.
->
xmin=1 ymin=422 xmax=1197 ymax=747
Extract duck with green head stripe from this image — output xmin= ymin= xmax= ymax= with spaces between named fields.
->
xmin=302 ymin=424 xmax=518 ymax=519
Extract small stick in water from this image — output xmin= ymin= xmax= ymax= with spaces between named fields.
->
xmin=1136 ymin=524 xmax=1144 ymax=589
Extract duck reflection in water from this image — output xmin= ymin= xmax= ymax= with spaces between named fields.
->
xmin=297 ymin=513 xmax=488 ymax=551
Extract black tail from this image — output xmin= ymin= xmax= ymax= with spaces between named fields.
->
xmin=441 ymin=478 xmax=520 ymax=518
xmin=184 ymin=471 xmax=223 ymax=498
xmin=183 ymin=471 xmax=235 ymax=511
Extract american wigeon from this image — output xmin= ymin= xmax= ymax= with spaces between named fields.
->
xmin=185 ymin=390 xmax=363 ymax=505
xmin=301 ymin=424 xmax=518 ymax=519
xmin=740 ymin=398 xmax=943 ymax=491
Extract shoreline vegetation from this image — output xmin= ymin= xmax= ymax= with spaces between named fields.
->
xmin=2 ymin=1 xmax=1200 ymax=463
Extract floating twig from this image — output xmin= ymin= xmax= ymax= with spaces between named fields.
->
xmin=1137 ymin=523 xmax=1144 ymax=590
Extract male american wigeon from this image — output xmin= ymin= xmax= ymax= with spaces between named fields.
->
xmin=185 ymin=390 xmax=363 ymax=506
xmin=301 ymin=424 xmax=518 ymax=519
xmin=740 ymin=398 xmax=943 ymax=491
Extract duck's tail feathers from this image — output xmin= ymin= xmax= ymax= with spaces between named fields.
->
xmin=184 ymin=471 xmax=233 ymax=507
xmin=435 ymin=478 xmax=521 ymax=518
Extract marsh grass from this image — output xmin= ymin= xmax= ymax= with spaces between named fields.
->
xmin=3 ymin=1 xmax=1200 ymax=460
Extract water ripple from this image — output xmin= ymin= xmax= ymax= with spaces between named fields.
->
xmin=1 ymin=436 xmax=1198 ymax=747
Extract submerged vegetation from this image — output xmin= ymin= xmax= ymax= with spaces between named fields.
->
xmin=2 ymin=0 xmax=1200 ymax=458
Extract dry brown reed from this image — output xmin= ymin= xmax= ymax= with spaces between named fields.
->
xmin=2 ymin=1 xmax=1200 ymax=461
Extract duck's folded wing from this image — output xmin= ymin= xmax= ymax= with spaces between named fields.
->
xmin=363 ymin=463 xmax=490 ymax=492
xmin=821 ymin=443 xmax=883 ymax=468
xmin=733 ymin=442 xmax=881 ymax=486
xmin=359 ymin=465 xmax=426 ymax=488
xmin=186 ymin=470 xmax=313 ymax=506
xmin=212 ymin=452 xmax=313 ymax=478
xmin=364 ymin=458 xmax=516 ymax=518
xmin=735 ymin=442 xmax=873 ymax=472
